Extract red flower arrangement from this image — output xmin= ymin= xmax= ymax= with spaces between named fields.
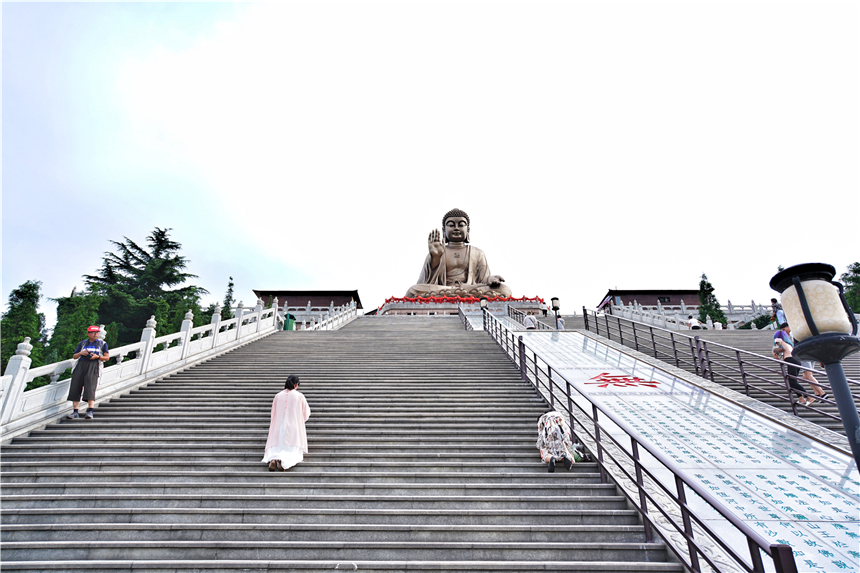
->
xmin=379 ymin=295 xmax=544 ymax=309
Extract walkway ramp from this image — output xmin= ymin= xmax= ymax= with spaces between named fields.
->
xmin=1 ymin=315 xmax=680 ymax=572
xmin=513 ymin=329 xmax=858 ymax=573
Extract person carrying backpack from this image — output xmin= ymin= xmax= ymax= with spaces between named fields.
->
xmin=67 ymin=325 xmax=110 ymax=420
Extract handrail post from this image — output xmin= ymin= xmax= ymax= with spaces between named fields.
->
xmin=0 ymin=338 xmax=34 ymax=427
xmin=737 ymin=350 xmax=750 ymax=396
xmin=671 ymin=332 xmax=680 ymax=367
xmin=702 ymin=340 xmax=715 ymax=382
xmin=632 ymin=321 xmax=639 ymax=352
xmin=617 ymin=316 xmax=624 ymax=347
xmin=675 ymin=475 xmax=700 ymax=572
xmin=518 ymin=336 xmax=526 ymax=382
xmin=604 ymin=313 xmax=611 ymax=339
xmin=649 ymin=326 xmax=658 ymax=358
xmin=139 ymin=316 xmax=158 ymax=374
xmin=631 ymin=440 xmax=653 ymax=542
xmin=179 ymin=311 xmax=194 ymax=360
xmin=769 ymin=544 xmax=798 ymax=573
xmin=780 ymin=362 xmax=799 ymax=416
xmin=592 ymin=404 xmax=607 ymax=484
xmin=582 ymin=306 xmax=588 ymax=331
xmin=690 ymin=337 xmax=700 ymax=376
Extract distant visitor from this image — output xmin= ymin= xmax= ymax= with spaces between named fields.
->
xmin=406 ymin=208 xmax=513 ymax=298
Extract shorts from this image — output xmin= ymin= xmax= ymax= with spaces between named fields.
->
xmin=801 ymin=361 xmax=815 ymax=370
xmin=68 ymin=362 xmax=100 ymax=402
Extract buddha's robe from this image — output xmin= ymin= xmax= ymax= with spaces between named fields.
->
xmin=417 ymin=245 xmax=493 ymax=288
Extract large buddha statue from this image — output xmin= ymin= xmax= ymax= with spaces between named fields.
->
xmin=406 ymin=208 xmax=513 ymax=298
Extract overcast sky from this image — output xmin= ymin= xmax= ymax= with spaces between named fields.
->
xmin=3 ymin=1 xmax=858 ymax=331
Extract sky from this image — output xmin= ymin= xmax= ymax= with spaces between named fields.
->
xmin=2 ymin=1 xmax=858 ymax=331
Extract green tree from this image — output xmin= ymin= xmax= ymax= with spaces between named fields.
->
xmin=221 ymin=276 xmax=235 ymax=321
xmin=698 ymin=273 xmax=727 ymax=327
xmin=45 ymin=288 xmax=102 ymax=366
xmin=78 ymin=227 xmax=208 ymax=346
xmin=841 ymin=261 xmax=860 ymax=313
xmin=1 ymin=280 xmax=47 ymax=375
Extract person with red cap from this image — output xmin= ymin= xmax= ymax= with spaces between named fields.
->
xmin=67 ymin=325 xmax=110 ymax=419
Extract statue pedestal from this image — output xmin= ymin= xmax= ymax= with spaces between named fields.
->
xmin=377 ymin=296 xmax=543 ymax=317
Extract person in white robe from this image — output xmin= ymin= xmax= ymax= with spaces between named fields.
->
xmin=262 ymin=375 xmax=310 ymax=471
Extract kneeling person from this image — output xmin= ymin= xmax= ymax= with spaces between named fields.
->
xmin=263 ymin=375 xmax=311 ymax=471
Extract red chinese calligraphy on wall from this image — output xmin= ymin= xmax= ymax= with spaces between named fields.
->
xmin=586 ymin=373 xmax=660 ymax=389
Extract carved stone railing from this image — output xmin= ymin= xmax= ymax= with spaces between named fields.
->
xmin=0 ymin=298 xmax=282 ymax=443
xmin=609 ymin=300 xmax=777 ymax=331
xmin=304 ymin=301 xmax=359 ymax=331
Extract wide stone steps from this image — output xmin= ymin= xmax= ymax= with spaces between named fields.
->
xmin=3 ymin=507 xmax=642 ymax=526
xmin=0 ymin=522 xmax=646 ymax=543
xmin=0 ymin=316 xmax=681 ymax=572
xmin=0 ymin=540 xmax=669 ymax=562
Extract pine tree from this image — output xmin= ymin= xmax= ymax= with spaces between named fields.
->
xmin=1 ymin=280 xmax=47 ymax=375
xmin=46 ymin=288 xmax=102 ymax=366
xmin=221 ymin=276 xmax=235 ymax=320
xmin=76 ymin=227 xmax=208 ymax=346
xmin=841 ymin=262 xmax=860 ymax=313
xmin=697 ymin=273 xmax=727 ymax=327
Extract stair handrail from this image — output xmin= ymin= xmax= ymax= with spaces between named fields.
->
xmin=481 ymin=309 xmax=799 ymax=573
xmin=457 ymin=305 xmax=474 ymax=331
xmin=307 ymin=302 xmax=358 ymax=331
xmin=582 ymin=307 xmax=859 ymax=429
xmin=0 ymin=300 xmax=281 ymax=443
xmin=507 ymin=306 xmax=554 ymax=330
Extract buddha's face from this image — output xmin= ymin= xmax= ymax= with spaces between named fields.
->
xmin=444 ymin=216 xmax=469 ymax=243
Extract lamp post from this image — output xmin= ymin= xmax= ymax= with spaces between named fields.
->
xmin=480 ymin=296 xmax=488 ymax=331
xmin=770 ymin=263 xmax=860 ymax=468
xmin=551 ymin=297 xmax=560 ymax=330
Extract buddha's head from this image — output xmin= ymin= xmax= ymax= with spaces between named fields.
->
xmin=443 ymin=208 xmax=470 ymax=244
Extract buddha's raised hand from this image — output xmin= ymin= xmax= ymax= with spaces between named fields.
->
xmin=428 ymin=229 xmax=444 ymax=258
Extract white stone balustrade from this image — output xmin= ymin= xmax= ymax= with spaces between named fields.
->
xmin=0 ymin=300 xmax=281 ymax=443
xmin=610 ymin=298 xmax=778 ymax=331
xmin=302 ymin=301 xmax=358 ymax=331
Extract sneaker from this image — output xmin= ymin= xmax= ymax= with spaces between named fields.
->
xmin=66 ymin=412 xmax=79 ymax=419
xmin=85 ymin=411 xmax=94 ymax=419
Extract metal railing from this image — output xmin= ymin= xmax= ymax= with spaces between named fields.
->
xmin=457 ymin=305 xmax=474 ymax=331
xmin=508 ymin=306 xmax=554 ymax=330
xmin=481 ymin=309 xmax=799 ymax=573
xmin=582 ymin=307 xmax=859 ymax=423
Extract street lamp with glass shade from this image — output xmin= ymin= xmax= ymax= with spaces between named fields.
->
xmin=551 ymin=297 xmax=560 ymax=330
xmin=770 ymin=263 xmax=860 ymax=468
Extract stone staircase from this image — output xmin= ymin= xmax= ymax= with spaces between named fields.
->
xmin=1 ymin=315 xmax=681 ymax=572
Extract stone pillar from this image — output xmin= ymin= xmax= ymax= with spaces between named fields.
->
xmin=254 ymin=298 xmax=264 ymax=333
xmin=210 ymin=304 xmax=222 ymax=346
xmin=727 ymin=300 xmax=734 ymax=314
xmin=234 ymin=301 xmax=245 ymax=340
xmin=0 ymin=338 xmax=34 ymax=427
xmin=138 ymin=316 xmax=158 ymax=374
xmin=680 ymin=300 xmax=687 ymax=315
xmin=179 ymin=310 xmax=194 ymax=360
